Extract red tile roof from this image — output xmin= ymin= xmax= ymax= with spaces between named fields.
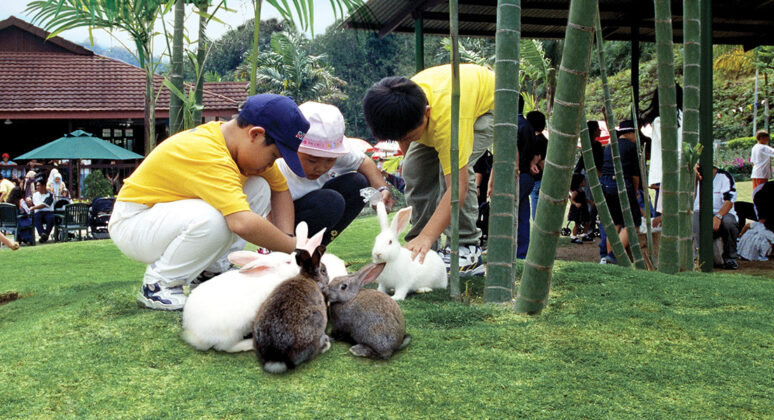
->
xmin=0 ymin=51 xmax=243 ymax=119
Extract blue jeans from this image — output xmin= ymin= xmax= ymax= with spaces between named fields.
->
xmin=530 ymin=179 xmax=541 ymax=220
xmin=517 ymin=172 xmax=535 ymax=259
xmin=33 ymin=210 xmax=55 ymax=238
xmin=294 ymin=172 xmax=368 ymax=245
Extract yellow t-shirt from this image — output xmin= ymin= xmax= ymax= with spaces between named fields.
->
xmin=412 ymin=63 xmax=495 ymax=175
xmin=118 ymin=121 xmax=288 ymax=216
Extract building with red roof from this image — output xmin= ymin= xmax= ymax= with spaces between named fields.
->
xmin=0 ymin=16 xmax=248 ymax=157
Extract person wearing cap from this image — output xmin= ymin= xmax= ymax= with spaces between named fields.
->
xmin=597 ymin=119 xmax=643 ymax=264
xmin=1 ymin=153 xmax=16 ymax=179
xmin=362 ymin=64 xmax=500 ymax=276
xmin=109 ymin=94 xmax=311 ymax=311
xmin=276 ymin=101 xmax=395 ymax=245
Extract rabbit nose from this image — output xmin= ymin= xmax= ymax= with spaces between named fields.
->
xmin=375 ymin=253 xmax=381 ymax=259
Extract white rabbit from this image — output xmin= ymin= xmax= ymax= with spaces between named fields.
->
xmin=181 ymin=223 xmax=325 ymax=353
xmin=371 ymin=202 xmax=447 ymax=300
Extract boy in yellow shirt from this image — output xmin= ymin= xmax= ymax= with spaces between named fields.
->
xmin=109 ymin=94 xmax=309 ymax=311
xmin=362 ymin=64 xmax=495 ymax=275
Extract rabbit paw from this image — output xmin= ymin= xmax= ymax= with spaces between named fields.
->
xmin=349 ymin=344 xmax=378 ymax=358
xmin=415 ymin=287 xmax=432 ymax=293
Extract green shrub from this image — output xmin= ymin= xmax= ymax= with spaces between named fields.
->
xmin=725 ymin=137 xmax=756 ymax=150
xmin=82 ymin=170 xmax=114 ymax=202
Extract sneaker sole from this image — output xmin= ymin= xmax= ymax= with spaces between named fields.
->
xmin=136 ymin=291 xmax=185 ymax=311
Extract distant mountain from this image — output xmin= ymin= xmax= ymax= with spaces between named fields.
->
xmin=77 ymin=42 xmax=168 ymax=72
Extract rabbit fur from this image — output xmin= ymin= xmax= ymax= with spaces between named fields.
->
xmin=181 ymin=222 xmax=325 ymax=353
xmin=324 ymin=263 xmax=411 ymax=359
xmin=371 ymin=202 xmax=447 ymax=300
xmin=253 ymin=245 xmax=331 ymax=374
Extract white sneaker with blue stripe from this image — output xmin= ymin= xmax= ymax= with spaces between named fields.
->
xmin=137 ymin=283 xmax=187 ymax=311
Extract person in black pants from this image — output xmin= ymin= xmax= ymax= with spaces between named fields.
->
xmin=277 ymin=102 xmax=395 ymax=245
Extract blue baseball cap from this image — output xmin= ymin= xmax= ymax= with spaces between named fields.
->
xmin=238 ymin=94 xmax=309 ymax=177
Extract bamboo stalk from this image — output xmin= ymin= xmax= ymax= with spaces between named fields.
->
xmin=679 ymin=0 xmax=701 ymax=271
xmin=631 ymin=95 xmax=654 ymax=267
xmin=448 ymin=0 xmax=461 ymax=297
xmin=485 ymin=0 xmax=521 ymax=303
xmin=580 ymin=109 xmax=632 ymax=268
xmin=594 ymin=9 xmax=646 ymax=269
xmin=515 ymin=0 xmax=597 ymax=314
xmin=654 ymin=0 xmax=680 ymax=274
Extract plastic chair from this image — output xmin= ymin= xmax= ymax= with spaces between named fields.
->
xmin=0 ymin=203 xmax=35 ymax=246
xmin=54 ymin=203 xmax=90 ymax=241
xmin=89 ymin=197 xmax=115 ymax=239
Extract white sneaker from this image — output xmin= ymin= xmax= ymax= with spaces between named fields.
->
xmin=599 ymin=257 xmax=608 ymax=264
xmin=137 ymin=283 xmax=187 ymax=311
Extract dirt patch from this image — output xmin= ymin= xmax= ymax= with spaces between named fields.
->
xmin=0 ymin=291 xmax=19 ymax=305
xmin=555 ymin=236 xmax=774 ymax=278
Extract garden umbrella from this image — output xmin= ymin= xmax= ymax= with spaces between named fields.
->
xmin=15 ymin=130 xmax=144 ymax=161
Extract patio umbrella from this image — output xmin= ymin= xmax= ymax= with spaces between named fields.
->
xmin=344 ymin=137 xmax=375 ymax=154
xmin=15 ymin=130 xmax=144 ymax=161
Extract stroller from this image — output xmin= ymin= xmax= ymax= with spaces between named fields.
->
xmin=89 ymin=197 xmax=115 ymax=239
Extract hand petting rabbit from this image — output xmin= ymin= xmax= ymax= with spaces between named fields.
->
xmin=372 ymin=202 xmax=447 ymax=300
xmin=180 ymin=222 xmax=325 ymax=353
xmin=253 ymin=245 xmax=331 ymax=374
xmin=324 ymin=263 xmax=411 ymax=359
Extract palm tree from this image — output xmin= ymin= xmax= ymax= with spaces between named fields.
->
xmin=169 ymin=0 xmax=186 ymax=134
xmin=237 ymin=31 xmax=347 ymax=103
xmin=27 ymin=0 xmax=170 ymax=155
xmin=515 ymin=0 xmax=598 ymax=314
xmin=484 ymin=0 xmax=521 ymax=303
xmin=653 ymin=0 xmax=680 ymax=274
xmin=247 ymin=0 xmax=366 ymax=95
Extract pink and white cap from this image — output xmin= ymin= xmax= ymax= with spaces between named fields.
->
xmin=297 ymin=101 xmax=350 ymax=158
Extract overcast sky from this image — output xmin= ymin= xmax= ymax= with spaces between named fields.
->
xmin=0 ymin=0 xmax=339 ymax=56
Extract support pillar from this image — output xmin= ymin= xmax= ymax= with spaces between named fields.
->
xmin=414 ymin=12 xmax=425 ymax=73
xmin=631 ymin=15 xmax=640 ymax=113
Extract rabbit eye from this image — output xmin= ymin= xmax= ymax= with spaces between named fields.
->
xmin=340 ymin=284 xmax=347 ymax=290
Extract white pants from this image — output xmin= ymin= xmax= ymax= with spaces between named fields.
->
xmin=108 ymin=177 xmax=272 ymax=287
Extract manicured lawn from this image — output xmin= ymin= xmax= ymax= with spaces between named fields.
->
xmin=1 ymin=216 xmax=773 ymax=418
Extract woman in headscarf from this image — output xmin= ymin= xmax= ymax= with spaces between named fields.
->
xmin=47 ymin=169 xmax=69 ymax=199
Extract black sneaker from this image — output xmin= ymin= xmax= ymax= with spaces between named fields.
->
xmin=723 ymin=259 xmax=739 ymax=270
xmin=570 ymin=237 xmax=583 ymax=244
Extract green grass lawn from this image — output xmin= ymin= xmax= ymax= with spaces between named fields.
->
xmin=1 ymin=216 xmax=773 ymax=418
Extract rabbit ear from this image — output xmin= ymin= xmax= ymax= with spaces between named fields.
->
xmin=306 ymin=228 xmax=326 ymax=252
xmin=376 ymin=201 xmax=390 ymax=231
xmin=237 ymin=255 xmax=275 ymax=274
xmin=227 ymin=251 xmax=261 ymax=267
xmin=391 ymin=206 xmax=412 ymax=235
xmin=295 ymin=222 xmax=309 ymax=248
xmin=357 ymin=263 xmax=386 ymax=287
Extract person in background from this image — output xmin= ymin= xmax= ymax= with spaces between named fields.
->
xmin=0 ymin=173 xmax=15 ymax=202
xmin=1 ymin=153 xmax=16 ymax=179
xmin=641 ymin=85 xmax=683 ymax=224
xmin=751 ymin=130 xmax=773 ymax=190
xmin=568 ymin=173 xmax=591 ymax=244
xmin=276 ymin=101 xmax=395 ymax=245
xmin=527 ymin=110 xmax=548 ymax=220
xmin=598 ymin=120 xmax=643 ymax=264
xmin=473 ymin=149 xmax=493 ymax=206
xmin=47 ymin=172 xmax=70 ymax=199
xmin=694 ymin=164 xmax=739 ymax=270
xmin=30 ymin=179 xmax=55 ymax=243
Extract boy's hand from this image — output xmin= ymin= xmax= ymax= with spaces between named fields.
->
xmin=405 ymin=234 xmax=434 ymax=264
xmin=574 ymin=202 xmax=582 ymax=208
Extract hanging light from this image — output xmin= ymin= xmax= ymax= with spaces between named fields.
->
xmin=3 ymin=119 xmax=11 ymax=125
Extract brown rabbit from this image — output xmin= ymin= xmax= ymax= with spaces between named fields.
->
xmin=323 ymin=263 xmax=411 ymax=359
xmin=253 ymin=246 xmax=330 ymax=373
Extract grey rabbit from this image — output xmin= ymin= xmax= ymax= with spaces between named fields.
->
xmin=253 ymin=245 xmax=330 ymax=374
xmin=323 ymin=263 xmax=411 ymax=359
